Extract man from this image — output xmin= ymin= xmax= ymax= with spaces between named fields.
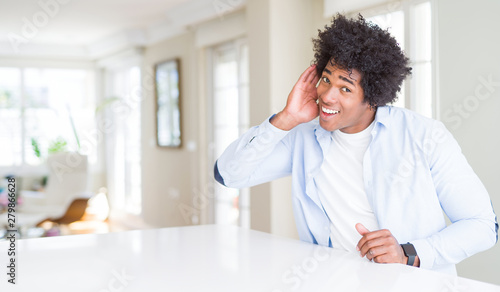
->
xmin=214 ymin=14 xmax=498 ymax=274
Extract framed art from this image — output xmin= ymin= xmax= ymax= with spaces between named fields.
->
xmin=155 ymin=58 xmax=181 ymax=148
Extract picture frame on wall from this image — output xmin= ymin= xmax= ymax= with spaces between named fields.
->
xmin=155 ymin=58 xmax=181 ymax=148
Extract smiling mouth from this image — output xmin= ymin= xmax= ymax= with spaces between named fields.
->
xmin=321 ymin=106 xmax=339 ymax=115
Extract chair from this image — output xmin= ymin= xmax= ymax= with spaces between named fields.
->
xmin=36 ymin=197 xmax=90 ymax=226
xmin=16 ymin=152 xmax=91 ymax=228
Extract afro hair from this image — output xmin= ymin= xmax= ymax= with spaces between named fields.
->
xmin=313 ymin=14 xmax=412 ymax=107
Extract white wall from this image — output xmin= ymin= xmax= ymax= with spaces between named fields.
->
xmin=436 ymin=0 xmax=500 ymax=284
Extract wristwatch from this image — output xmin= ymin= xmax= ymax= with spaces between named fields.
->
xmin=401 ymin=243 xmax=417 ymax=266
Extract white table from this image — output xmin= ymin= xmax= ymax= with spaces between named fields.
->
xmin=0 ymin=225 xmax=499 ymax=291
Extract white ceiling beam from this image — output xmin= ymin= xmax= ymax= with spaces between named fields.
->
xmin=0 ymin=41 xmax=88 ymax=60
xmin=0 ymin=0 xmax=247 ymax=60
xmin=86 ymin=28 xmax=146 ymax=60
xmin=324 ymin=0 xmax=393 ymax=17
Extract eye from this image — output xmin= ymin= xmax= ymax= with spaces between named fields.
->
xmin=321 ymin=76 xmax=330 ymax=84
xmin=341 ymin=87 xmax=351 ymax=93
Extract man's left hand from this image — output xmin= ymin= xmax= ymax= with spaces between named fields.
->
xmin=355 ymin=223 xmax=407 ymax=264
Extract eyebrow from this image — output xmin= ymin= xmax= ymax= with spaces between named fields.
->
xmin=339 ymin=75 xmax=355 ymax=86
xmin=324 ymin=68 xmax=356 ymax=87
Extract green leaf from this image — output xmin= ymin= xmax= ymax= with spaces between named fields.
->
xmin=31 ymin=137 xmax=42 ymax=158
xmin=48 ymin=136 xmax=68 ymax=154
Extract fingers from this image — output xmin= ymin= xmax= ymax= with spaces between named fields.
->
xmin=357 ymin=228 xmax=391 ymax=251
xmin=359 ymin=236 xmax=388 ymax=258
xmin=356 ymin=228 xmax=404 ymax=264
xmin=365 ymin=245 xmax=389 ymax=262
xmin=365 ymin=245 xmax=403 ymax=263
xmin=299 ymin=64 xmax=318 ymax=84
xmin=355 ymin=223 xmax=370 ymax=236
xmin=305 ymin=65 xmax=319 ymax=84
xmin=310 ymin=72 xmax=320 ymax=88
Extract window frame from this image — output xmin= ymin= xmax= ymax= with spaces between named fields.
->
xmin=206 ymin=38 xmax=250 ymax=227
xmin=102 ymin=65 xmax=143 ymax=215
xmin=351 ymin=0 xmax=438 ymax=118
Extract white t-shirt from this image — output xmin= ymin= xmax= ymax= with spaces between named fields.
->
xmin=314 ymin=121 xmax=379 ymax=252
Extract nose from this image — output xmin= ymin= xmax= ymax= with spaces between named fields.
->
xmin=320 ymin=87 xmax=340 ymax=105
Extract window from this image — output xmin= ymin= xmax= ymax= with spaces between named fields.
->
xmin=0 ymin=68 xmax=22 ymax=167
xmin=367 ymin=10 xmax=405 ymax=109
xmin=104 ymin=66 xmax=142 ymax=215
xmin=0 ymin=67 xmax=95 ymax=169
xmin=363 ymin=0 xmax=434 ymax=118
xmin=208 ymin=39 xmax=250 ymax=227
xmin=409 ymin=1 xmax=432 ymax=117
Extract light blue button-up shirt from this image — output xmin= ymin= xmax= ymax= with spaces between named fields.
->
xmin=215 ymin=106 xmax=498 ymax=274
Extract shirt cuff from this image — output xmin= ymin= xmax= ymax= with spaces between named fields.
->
xmin=264 ymin=114 xmax=291 ymax=134
xmin=411 ymin=239 xmax=434 ymax=270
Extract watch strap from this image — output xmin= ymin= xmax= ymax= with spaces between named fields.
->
xmin=406 ymin=253 xmax=415 ymax=266
xmin=401 ymin=243 xmax=416 ymax=266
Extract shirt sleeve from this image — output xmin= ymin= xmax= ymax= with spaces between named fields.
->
xmin=412 ymin=121 xmax=498 ymax=269
xmin=214 ymin=115 xmax=294 ymax=188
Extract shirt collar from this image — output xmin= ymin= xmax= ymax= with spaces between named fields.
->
xmin=313 ymin=120 xmax=329 ymax=139
xmin=374 ymin=106 xmax=391 ymax=129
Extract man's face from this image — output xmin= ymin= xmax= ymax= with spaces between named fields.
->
xmin=316 ymin=62 xmax=375 ymax=133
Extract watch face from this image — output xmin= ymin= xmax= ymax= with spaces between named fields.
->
xmin=402 ymin=244 xmax=417 ymax=255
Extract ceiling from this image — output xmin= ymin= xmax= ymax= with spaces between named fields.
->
xmin=0 ymin=0 xmax=245 ymax=59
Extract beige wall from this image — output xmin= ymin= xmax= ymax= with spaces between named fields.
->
xmin=141 ymin=32 xmax=199 ymax=227
xmin=140 ymin=10 xmax=246 ymax=228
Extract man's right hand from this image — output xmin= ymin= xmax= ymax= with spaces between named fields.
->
xmin=271 ymin=64 xmax=320 ymax=131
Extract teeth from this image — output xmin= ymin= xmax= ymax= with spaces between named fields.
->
xmin=322 ymin=106 xmax=339 ymax=114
